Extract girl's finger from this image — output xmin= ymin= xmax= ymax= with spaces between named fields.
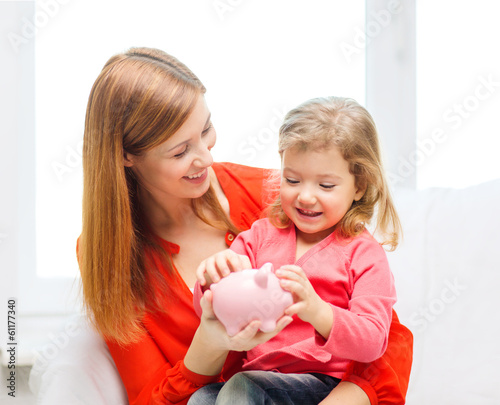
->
xmin=195 ymin=261 xmax=208 ymax=286
xmin=225 ymin=253 xmax=250 ymax=274
xmin=239 ymin=255 xmax=252 ymax=271
xmin=279 ymin=264 xmax=304 ymax=275
xmin=280 ymin=277 xmax=307 ymax=296
xmin=225 ymin=254 xmax=242 ymax=274
xmin=214 ymin=254 xmax=232 ymax=278
xmin=276 ymin=266 xmax=306 ymax=283
xmin=284 ymin=303 xmax=302 ymax=316
xmin=206 ymin=257 xmax=224 ymax=283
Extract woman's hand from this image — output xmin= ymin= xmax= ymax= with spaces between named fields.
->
xmin=196 ymin=249 xmax=252 ymax=287
xmin=276 ymin=264 xmax=333 ymax=339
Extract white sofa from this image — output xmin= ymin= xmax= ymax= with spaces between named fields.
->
xmin=29 ymin=179 xmax=500 ymax=404
xmin=389 ymin=179 xmax=500 ymax=404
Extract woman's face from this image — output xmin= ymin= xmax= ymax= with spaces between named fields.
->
xmin=125 ymin=95 xmax=216 ymax=201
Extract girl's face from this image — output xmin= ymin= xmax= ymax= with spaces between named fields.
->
xmin=124 ymin=95 xmax=216 ymax=201
xmin=280 ymin=145 xmax=365 ymax=242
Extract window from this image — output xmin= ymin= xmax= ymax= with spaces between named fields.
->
xmin=416 ymin=0 xmax=500 ymax=189
xmin=29 ymin=0 xmax=366 ymax=311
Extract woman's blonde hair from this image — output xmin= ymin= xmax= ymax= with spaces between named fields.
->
xmin=80 ymin=47 xmax=237 ymax=345
xmin=269 ymin=96 xmax=401 ymax=250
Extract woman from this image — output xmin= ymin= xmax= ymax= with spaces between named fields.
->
xmin=79 ymin=47 xmax=412 ymax=405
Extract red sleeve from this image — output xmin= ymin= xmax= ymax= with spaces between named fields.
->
xmin=341 ymin=310 xmax=413 ymax=405
xmin=78 ymin=240 xmax=223 ymax=405
xmin=108 ymin=337 xmax=222 ymax=405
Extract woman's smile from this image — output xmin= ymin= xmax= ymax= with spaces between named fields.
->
xmin=183 ymin=168 xmax=209 ymax=184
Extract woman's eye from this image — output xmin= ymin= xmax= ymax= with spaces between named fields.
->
xmin=320 ymin=184 xmax=335 ymax=189
xmin=285 ymin=178 xmax=299 ymax=185
xmin=173 ymin=146 xmax=188 ymax=158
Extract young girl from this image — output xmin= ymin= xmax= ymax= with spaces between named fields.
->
xmin=192 ymin=96 xmax=402 ymax=404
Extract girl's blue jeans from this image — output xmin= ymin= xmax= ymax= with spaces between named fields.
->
xmin=187 ymin=370 xmax=340 ymax=405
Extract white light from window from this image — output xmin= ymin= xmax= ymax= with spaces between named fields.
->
xmin=417 ymin=0 xmax=500 ymax=189
xmin=35 ymin=0 xmax=365 ymax=277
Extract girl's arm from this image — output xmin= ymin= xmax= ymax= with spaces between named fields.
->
xmin=276 ymin=240 xmax=412 ymax=404
xmin=337 ymin=310 xmax=413 ymax=405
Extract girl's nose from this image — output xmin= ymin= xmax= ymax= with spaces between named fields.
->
xmin=297 ymin=188 xmax=317 ymax=205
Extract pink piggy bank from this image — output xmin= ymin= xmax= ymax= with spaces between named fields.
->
xmin=211 ymin=263 xmax=293 ymax=336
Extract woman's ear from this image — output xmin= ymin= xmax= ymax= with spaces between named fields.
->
xmin=123 ymin=152 xmax=135 ymax=168
xmin=354 ymin=178 xmax=367 ymax=202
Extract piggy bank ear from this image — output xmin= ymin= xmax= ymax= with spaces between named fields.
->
xmin=255 ymin=263 xmax=273 ymax=288
xmin=261 ymin=262 xmax=274 ymax=273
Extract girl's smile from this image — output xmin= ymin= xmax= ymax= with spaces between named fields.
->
xmin=280 ymin=145 xmax=365 ymax=243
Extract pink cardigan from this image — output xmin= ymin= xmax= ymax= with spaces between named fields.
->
xmin=230 ymin=219 xmax=396 ymax=379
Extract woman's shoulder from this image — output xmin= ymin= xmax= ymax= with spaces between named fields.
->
xmin=212 ymin=162 xmax=277 ymax=183
xmin=212 ymin=162 xmax=279 ymax=230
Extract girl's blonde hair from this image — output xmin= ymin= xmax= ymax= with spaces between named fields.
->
xmin=269 ymin=96 xmax=401 ymax=250
xmin=80 ymin=47 xmax=237 ymax=345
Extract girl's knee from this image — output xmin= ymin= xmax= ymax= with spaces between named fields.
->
xmin=224 ymin=371 xmax=266 ymax=388
xmin=215 ymin=372 xmax=267 ymax=404
xmin=187 ymin=383 xmax=223 ymax=405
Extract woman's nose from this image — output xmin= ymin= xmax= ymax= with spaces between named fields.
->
xmin=194 ymin=141 xmax=213 ymax=167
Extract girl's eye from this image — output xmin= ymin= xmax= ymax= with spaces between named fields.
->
xmin=202 ymin=123 xmax=213 ymax=135
xmin=320 ymin=184 xmax=335 ymax=189
xmin=285 ymin=178 xmax=299 ymax=185
xmin=173 ymin=146 xmax=188 ymax=158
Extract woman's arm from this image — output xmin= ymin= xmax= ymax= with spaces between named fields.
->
xmin=107 ymin=330 xmax=223 ymax=405
xmin=108 ymin=291 xmax=291 ymax=405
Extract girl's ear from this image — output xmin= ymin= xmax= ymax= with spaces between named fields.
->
xmin=123 ymin=152 xmax=135 ymax=168
xmin=354 ymin=178 xmax=367 ymax=201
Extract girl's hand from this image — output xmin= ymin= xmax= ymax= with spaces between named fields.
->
xmin=199 ymin=289 xmax=293 ymax=352
xmin=276 ymin=264 xmax=333 ymax=339
xmin=196 ymin=249 xmax=252 ymax=287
